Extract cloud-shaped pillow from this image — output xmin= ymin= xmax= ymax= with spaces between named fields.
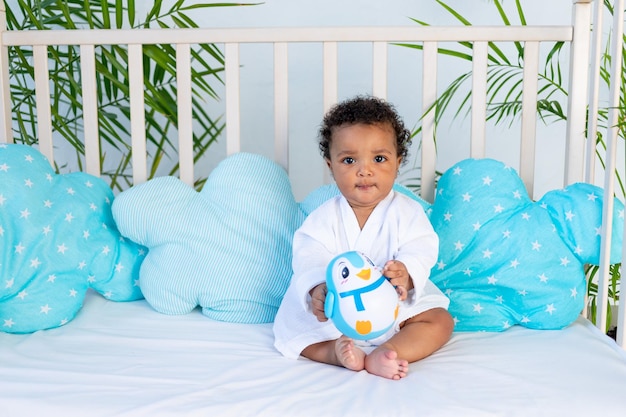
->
xmin=429 ymin=158 xmax=624 ymax=331
xmin=112 ymin=152 xmax=305 ymax=323
xmin=0 ymin=144 xmax=145 ymax=334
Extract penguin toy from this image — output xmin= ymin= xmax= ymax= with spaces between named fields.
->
xmin=324 ymin=251 xmax=400 ymax=340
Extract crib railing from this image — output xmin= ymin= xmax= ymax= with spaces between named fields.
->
xmin=1 ymin=0 xmax=624 ymax=346
xmin=0 ymin=21 xmax=589 ymax=200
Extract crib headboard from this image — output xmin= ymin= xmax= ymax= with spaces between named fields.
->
xmin=1 ymin=0 xmax=624 ymax=344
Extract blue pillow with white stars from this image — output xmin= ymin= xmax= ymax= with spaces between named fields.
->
xmin=0 ymin=144 xmax=145 ymax=334
xmin=112 ymin=152 xmax=305 ymax=323
xmin=429 ymin=158 xmax=624 ymax=331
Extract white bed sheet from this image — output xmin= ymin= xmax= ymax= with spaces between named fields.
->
xmin=2 ymin=290 xmax=626 ymax=417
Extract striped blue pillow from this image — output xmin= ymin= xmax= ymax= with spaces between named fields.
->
xmin=112 ymin=152 xmax=305 ymax=323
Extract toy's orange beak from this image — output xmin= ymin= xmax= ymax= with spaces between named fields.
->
xmin=356 ymin=268 xmax=371 ymax=280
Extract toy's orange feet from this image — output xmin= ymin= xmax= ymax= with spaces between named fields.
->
xmin=355 ymin=320 xmax=373 ymax=335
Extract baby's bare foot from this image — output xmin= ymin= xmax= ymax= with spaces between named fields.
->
xmin=334 ymin=336 xmax=365 ymax=372
xmin=364 ymin=347 xmax=409 ymax=380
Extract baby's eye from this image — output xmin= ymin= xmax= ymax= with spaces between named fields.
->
xmin=342 ymin=157 xmax=355 ymax=165
xmin=374 ymin=155 xmax=387 ymax=163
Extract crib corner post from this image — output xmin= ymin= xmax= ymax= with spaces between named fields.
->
xmin=0 ymin=3 xmax=13 ymax=144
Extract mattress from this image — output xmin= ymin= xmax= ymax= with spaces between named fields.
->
xmin=2 ymin=290 xmax=626 ymax=417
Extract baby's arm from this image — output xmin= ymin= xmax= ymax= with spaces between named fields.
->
xmin=309 ymin=283 xmax=328 ymax=322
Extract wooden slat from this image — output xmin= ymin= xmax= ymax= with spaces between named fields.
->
xmin=584 ymin=0 xmax=605 ymax=184
xmin=80 ymin=44 xmax=100 ymax=177
xmin=225 ymin=43 xmax=241 ymax=156
xmin=470 ymin=41 xmax=488 ymax=158
xmin=176 ymin=43 xmax=194 ymax=186
xmin=128 ymin=43 xmax=147 ymax=185
xmin=322 ymin=42 xmax=338 ymax=184
xmin=519 ymin=41 xmax=539 ymax=198
xmin=372 ymin=41 xmax=387 ymax=99
xmin=33 ymin=45 xmax=53 ymax=165
xmin=274 ymin=42 xmax=289 ymax=170
xmin=323 ymin=41 xmax=338 ymax=112
xmin=421 ymin=41 xmax=438 ymax=203
xmin=564 ymin=0 xmax=592 ymax=185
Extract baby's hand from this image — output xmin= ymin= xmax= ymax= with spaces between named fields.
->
xmin=309 ymin=283 xmax=328 ymax=322
xmin=382 ymin=260 xmax=411 ymax=301
xmin=394 ymin=285 xmax=408 ymax=301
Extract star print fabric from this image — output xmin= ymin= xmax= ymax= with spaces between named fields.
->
xmin=429 ymin=158 xmax=624 ymax=331
xmin=0 ymin=144 xmax=144 ymax=333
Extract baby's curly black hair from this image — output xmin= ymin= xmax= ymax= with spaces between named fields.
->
xmin=318 ymin=95 xmax=412 ymax=164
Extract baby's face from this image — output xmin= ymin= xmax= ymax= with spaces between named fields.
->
xmin=326 ymin=122 xmax=401 ymax=215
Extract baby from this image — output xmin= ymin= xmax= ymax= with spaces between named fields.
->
xmin=273 ymin=96 xmax=453 ymax=380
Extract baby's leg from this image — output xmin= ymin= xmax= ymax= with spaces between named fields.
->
xmin=392 ymin=307 xmax=454 ymax=362
xmin=301 ymin=337 xmax=366 ymax=372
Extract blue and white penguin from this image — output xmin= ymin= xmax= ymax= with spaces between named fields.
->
xmin=324 ymin=251 xmax=400 ymax=340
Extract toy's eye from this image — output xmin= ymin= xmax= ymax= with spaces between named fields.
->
xmin=341 ymin=266 xmax=350 ymax=279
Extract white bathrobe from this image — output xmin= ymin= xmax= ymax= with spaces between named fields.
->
xmin=273 ymin=190 xmax=449 ymax=359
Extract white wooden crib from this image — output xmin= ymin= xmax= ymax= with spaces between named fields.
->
xmin=2 ymin=1 xmax=626 ymax=416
